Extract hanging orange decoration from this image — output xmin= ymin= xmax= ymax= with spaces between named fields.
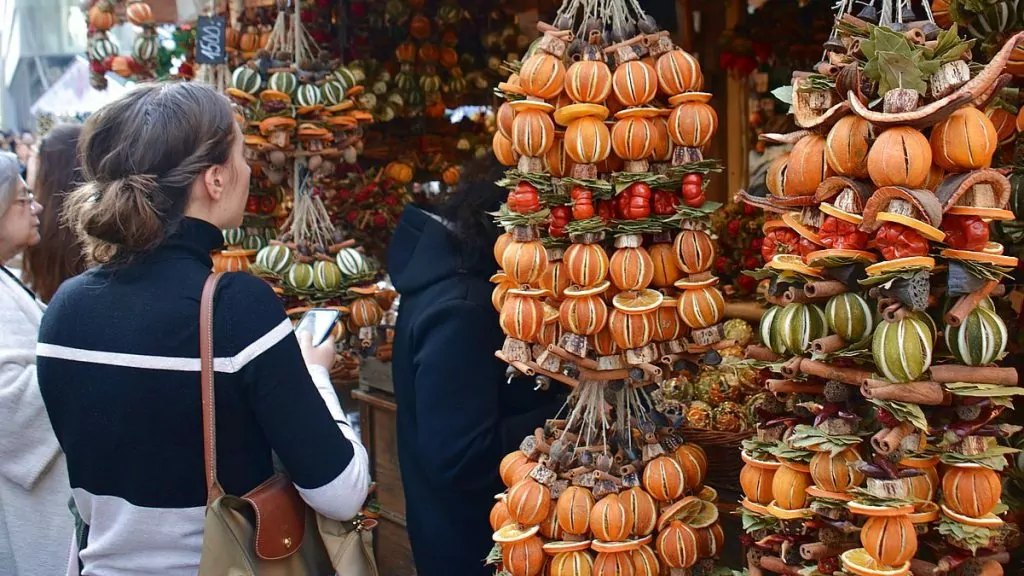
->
xmin=667 ymin=102 xmax=718 ymax=148
xmin=565 ymin=58 xmax=614 ymax=104
xmin=611 ymin=117 xmax=656 ymax=161
xmin=564 ymin=116 xmax=613 ymax=165
xmin=655 ymin=49 xmax=702 ymax=96
xmin=612 ymin=61 xmax=659 ymax=107
xmin=519 ymin=53 xmax=567 ymax=100
xmin=511 ymin=109 xmax=556 ymax=157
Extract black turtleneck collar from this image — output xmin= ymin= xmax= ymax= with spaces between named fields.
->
xmin=151 ymin=217 xmax=225 ymax=268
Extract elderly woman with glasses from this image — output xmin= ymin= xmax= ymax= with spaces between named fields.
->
xmin=0 ymin=151 xmax=73 ymax=575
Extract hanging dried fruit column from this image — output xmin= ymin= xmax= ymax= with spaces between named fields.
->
xmin=487 ymin=1 xmax=733 ymax=575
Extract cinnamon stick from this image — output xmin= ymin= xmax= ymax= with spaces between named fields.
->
xmin=800 ymin=542 xmax=856 ymax=561
xmin=871 ymin=422 xmax=914 ymax=455
xmin=910 ymin=559 xmax=938 ymax=576
xmin=546 ymin=344 xmax=600 ymax=370
xmin=861 ymin=379 xmax=949 ymax=406
xmin=576 ymin=366 xmax=632 ymax=381
xmin=783 ymin=357 xmax=872 ymax=386
xmin=782 ymin=285 xmax=827 ymax=304
xmin=946 ymin=280 xmax=999 ymax=327
xmin=810 ymin=334 xmax=847 ymax=355
xmin=882 ymin=302 xmax=910 ymax=323
xmin=724 ymin=300 xmax=767 ymax=322
xmin=768 ymin=379 xmax=826 ymax=395
xmin=745 ymin=345 xmax=782 ymax=362
xmin=760 ymin=556 xmax=804 ymax=576
xmin=815 ymin=62 xmax=840 ymax=76
xmin=637 ymin=363 xmax=662 ymax=379
xmin=929 ymin=364 xmax=1018 ymax=386
xmin=495 ymin=351 xmax=535 ymax=377
xmin=804 ymin=280 xmax=847 ymax=299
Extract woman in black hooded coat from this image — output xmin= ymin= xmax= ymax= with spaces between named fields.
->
xmin=387 ymin=160 xmax=564 ymax=576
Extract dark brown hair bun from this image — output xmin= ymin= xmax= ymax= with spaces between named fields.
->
xmin=64 ymin=82 xmax=236 ymax=265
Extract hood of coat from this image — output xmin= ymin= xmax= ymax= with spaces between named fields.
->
xmin=387 ymin=205 xmax=495 ymax=296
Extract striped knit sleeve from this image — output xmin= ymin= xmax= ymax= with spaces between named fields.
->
xmin=218 ymin=273 xmax=371 ymax=520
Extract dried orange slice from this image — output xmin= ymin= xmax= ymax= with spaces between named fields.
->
xmin=490 ymin=272 xmax=509 ymax=284
xmin=542 ymin=540 xmax=591 ymax=553
xmin=940 ymin=504 xmax=1003 ymax=528
xmin=766 ymin=501 xmax=812 ymax=520
xmin=898 ymin=455 xmax=939 ymax=469
xmin=612 ymin=289 xmax=665 ymax=313
xmin=840 ymin=549 xmax=911 ymax=576
xmin=493 ymin=523 xmax=540 ymax=543
xmin=564 ymin=281 xmax=611 ymax=298
xmin=875 ymin=212 xmax=945 ymax=242
xmin=660 ymin=296 xmax=679 ymax=308
xmin=781 ymin=212 xmax=824 ymax=245
xmin=947 ymin=206 xmax=1015 ymax=220
xmin=762 ymin=219 xmax=790 ymax=234
xmin=669 ymin=92 xmax=713 ymax=106
xmin=848 ymin=502 xmax=915 ymax=517
xmin=510 ymin=99 xmax=555 ymax=113
xmin=696 ymin=486 xmax=718 ymax=503
xmin=672 ymin=277 xmax=720 ymax=290
xmin=940 ymin=248 xmax=1019 ymax=268
xmin=865 ymin=256 xmax=935 ymax=276
xmin=507 ymin=287 xmax=552 ymax=298
xmin=349 ymin=285 xmax=380 ymax=296
xmin=806 ymin=486 xmax=853 ymax=502
xmin=680 ymin=498 xmax=719 ymax=528
xmin=554 ymin=103 xmax=608 ymax=125
xmin=740 ymin=451 xmax=782 ymax=469
xmin=592 ymin=538 xmax=645 ymax=553
xmin=613 ymin=107 xmax=662 ymax=119
xmin=908 ymin=501 xmax=939 ymax=524
xmin=805 ymin=249 xmax=877 ymax=268
xmin=983 ymin=241 xmax=1005 ymax=255
xmin=741 ymin=498 xmax=770 ymax=516
xmin=656 ymin=496 xmax=703 ymax=532
xmin=497 ymin=81 xmax=525 ymax=95
xmin=766 ymin=253 xmax=823 ymax=278
xmin=820 ymin=202 xmax=863 ymax=225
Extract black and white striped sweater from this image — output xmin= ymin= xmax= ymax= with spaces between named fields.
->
xmin=36 ymin=217 xmax=370 ymax=576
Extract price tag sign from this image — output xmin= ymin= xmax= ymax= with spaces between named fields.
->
xmin=195 ymin=15 xmax=227 ymax=65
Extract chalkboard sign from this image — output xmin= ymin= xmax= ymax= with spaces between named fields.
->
xmin=196 ymin=16 xmax=227 ymax=65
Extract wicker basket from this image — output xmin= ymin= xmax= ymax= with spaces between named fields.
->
xmin=681 ymin=428 xmax=754 ymax=494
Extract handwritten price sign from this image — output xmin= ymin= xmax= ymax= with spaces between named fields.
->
xmin=195 ymin=16 xmax=227 ymax=65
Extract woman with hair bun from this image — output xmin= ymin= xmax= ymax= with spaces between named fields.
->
xmin=36 ymin=82 xmax=370 ymax=576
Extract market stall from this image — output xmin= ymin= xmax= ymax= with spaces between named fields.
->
xmin=71 ymin=1 xmax=1024 ymax=574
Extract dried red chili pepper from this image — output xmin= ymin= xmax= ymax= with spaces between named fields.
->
xmin=549 ymin=206 xmax=571 ymax=237
xmin=681 ymin=173 xmax=705 ymax=207
xmin=625 ymin=182 xmax=652 ymax=219
xmin=762 ymin=228 xmax=818 ymax=261
xmin=870 ymin=222 xmax=930 ymax=260
xmin=818 ymin=215 xmax=869 ymax=250
xmin=571 ymin=186 xmax=595 ymax=220
xmin=596 ymin=199 xmax=614 ymax=224
xmin=614 ymin=188 xmax=632 ymax=219
xmin=941 ymin=215 xmax=989 ymax=252
xmin=652 ymin=190 xmax=678 ymax=215
xmin=508 ymin=181 xmax=541 ymax=214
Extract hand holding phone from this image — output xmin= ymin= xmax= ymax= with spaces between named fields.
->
xmin=295 ymin=308 xmax=341 ymax=347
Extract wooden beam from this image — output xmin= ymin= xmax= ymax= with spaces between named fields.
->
xmin=724 ymin=0 xmax=748 ymax=203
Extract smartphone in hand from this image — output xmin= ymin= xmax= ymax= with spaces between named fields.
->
xmin=294 ymin=308 xmax=341 ymax=346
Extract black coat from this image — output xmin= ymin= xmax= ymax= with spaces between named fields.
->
xmin=387 ymin=206 xmax=563 ymax=576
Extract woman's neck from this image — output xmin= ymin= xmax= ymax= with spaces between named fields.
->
xmin=0 ymin=244 xmax=18 ymax=265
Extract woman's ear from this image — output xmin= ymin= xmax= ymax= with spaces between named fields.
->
xmin=201 ymin=164 xmax=224 ymax=201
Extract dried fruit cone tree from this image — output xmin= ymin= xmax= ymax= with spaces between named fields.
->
xmin=220 ymin=3 xmax=386 ymax=355
xmin=487 ymin=1 xmax=738 ymax=575
xmin=736 ymin=2 xmax=1024 ymax=576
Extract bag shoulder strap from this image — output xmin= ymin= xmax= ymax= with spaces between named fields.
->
xmin=200 ymin=272 xmax=226 ymax=506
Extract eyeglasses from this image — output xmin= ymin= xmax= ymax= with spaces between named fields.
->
xmin=13 ymin=190 xmax=35 ymax=206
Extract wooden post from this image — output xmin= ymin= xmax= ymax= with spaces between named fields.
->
xmin=724 ymin=0 xmax=747 ymax=203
